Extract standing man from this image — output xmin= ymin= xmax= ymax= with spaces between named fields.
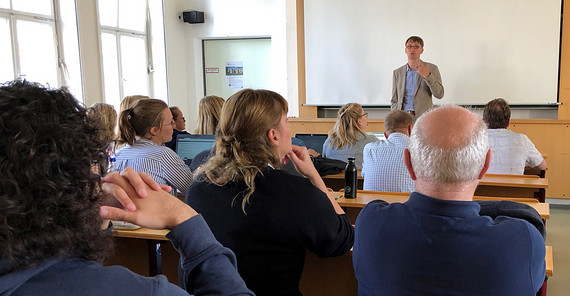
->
xmin=353 ymin=106 xmax=545 ymax=295
xmin=362 ymin=110 xmax=414 ymax=192
xmin=391 ymin=36 xmax=444 ymax=118
xmin=165 ymin=106 xmax=189 ymax=151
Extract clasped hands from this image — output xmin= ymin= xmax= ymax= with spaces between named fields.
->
xmin=99 ymin=167 xmax=197 ymax=230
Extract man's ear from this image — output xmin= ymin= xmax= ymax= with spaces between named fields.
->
xmin=403 ymin=148 xmax=417 ymax=180
xmin=407 ymin=124 xmax=413 ymax=136
xmin=478 ymin=149 xmax=492 ymax=179
xmin=267 ymin=128 xmax=279 ymax=146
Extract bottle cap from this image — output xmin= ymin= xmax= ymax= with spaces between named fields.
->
xmin=348 ymin=157 xmax=355 ymax=160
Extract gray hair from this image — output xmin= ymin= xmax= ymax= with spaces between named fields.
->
xmin=408 ymin=107 xmax=489 ymax=184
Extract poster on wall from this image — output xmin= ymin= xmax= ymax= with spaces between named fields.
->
xmin=225 ymin=61 xmax=244 ymax=89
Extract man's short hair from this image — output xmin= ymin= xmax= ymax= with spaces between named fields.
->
xmin=170 ymin=106 xmax=180 ymax=120
xmin=483 ymin=98 xmax=511 ymax=129
xmin=406 ymin=36 xmax=424 ymax=47
xmin=384 ymin=110 xmax=413 ymax=133
xmin=409 ymin=106 xmax=489 ymax=184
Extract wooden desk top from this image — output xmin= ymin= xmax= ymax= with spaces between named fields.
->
xmin=546 ymin=245 xmax=553 ymax=276
xmin=328 ymin=191 xmax=550 ymax=219
xmin=322 ymin=172 xmax=548 ymax=189
xmin=113 ymin=227 xmax=170 ymax=241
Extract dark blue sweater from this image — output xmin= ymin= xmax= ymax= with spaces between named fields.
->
xmin=0 ymin=215 xmax=253 ymax=296
xmin=353 ymin=192 xmax=546 ymax=296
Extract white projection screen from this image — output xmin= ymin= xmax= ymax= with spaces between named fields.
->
xmin=304 ymin=0 xmax=562 ymax=106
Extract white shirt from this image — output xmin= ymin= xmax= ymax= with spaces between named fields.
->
xmin=114 ymin=139 xmax=193 ymax=195
xmin=361 ymin=133 xmax=414 ymax=192
xmin=486 ymin=129 xmax=544 ymax=175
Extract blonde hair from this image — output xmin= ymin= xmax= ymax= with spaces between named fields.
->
xmin=119 ymin=95 xmax=150 ymax=114
xmin=328 ymin=103 xmax=366 ymax=149
xmin=200 ymin=89 xmax=287 ymax=212
xmin=117 ymin=99 xmax=168 ymax=146
xmin=195 ymin=95 xmax=225 ymax=135
xmin=87 ymin=103 xmax=117 ymax=143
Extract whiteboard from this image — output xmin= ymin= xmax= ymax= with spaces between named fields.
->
xmin=304 ymin=0 xmax=562 ymax=106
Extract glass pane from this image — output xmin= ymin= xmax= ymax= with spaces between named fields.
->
xmin=17 ymin=19 xmax=58 ymax=87
xmin=60 ymin=0 xmax=83 ymax=102
xmin=120 ymin=35 xmax=148 ymax=98
xmin=149 ymin=0 xmax=167 ymax=102
xmin=98 ymin=0 xmax=118 ymax=27
xmin=0 ymin=17 xmax=14 ymax=83
xmin=118 ymin=0 xmax=145 ymax=32
xmin=101 ymin=32 xmax=121 ymax=110
xmin=13 ymin=0 xmax=52 ymax=16
xmin=0 ymin=0 xmax=9 ymax=9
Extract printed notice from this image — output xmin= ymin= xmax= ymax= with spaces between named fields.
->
xmin=225 ymin=61 xmax=244 ymax=89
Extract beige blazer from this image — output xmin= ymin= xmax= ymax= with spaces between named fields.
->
xmin=390 ymin=61 xmax=444 ymax=117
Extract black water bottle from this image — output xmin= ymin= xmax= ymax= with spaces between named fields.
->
xmin=344 ymin=157 xmax=357 ymax=198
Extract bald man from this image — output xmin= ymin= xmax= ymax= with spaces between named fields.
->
xmin=353 ymin=106 xmax=546 ymax=295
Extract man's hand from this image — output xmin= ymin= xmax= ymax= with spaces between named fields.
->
xmin=414 ymin=61 xmax=430 ymax=78
xmin=101 ymin=168 xmax=171 ymax=211
xmin=100 ymin=168 xmax=196 ymax=230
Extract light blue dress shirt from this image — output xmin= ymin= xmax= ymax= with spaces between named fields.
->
xmin=361 ymin=133 xmax=414 ymax=192
xmin=114 ymin=139 xmax=193 ymax=195
xmin=403 ymin=64 xmax=417 ymax=112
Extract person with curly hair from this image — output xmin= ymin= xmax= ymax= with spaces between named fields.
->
xmin=114 ymin=99 xmax=193 ymax=196
xmin=0 ymin=80 xmax=252 ymax=295
xmin=186 ymin=88 xmax=354 ymax=296
xmin=322 ymin=102 xmax=378 ymax=168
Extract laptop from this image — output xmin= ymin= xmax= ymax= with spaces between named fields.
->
xmin=176 ymin=134 xmax=216 ymax=166
xmin=295 ymin=133 xmax=328 ymax=155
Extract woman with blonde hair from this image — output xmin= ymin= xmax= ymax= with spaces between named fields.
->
xmin=195 ymin=95 xmax=225 ymax=134
xmin=114 ymin=99 xmax=192 ymax=195
xmin=186 ymin=89 xmax=353 ymax=296
xmin=322 ymin=102 xmax=378 ymax=168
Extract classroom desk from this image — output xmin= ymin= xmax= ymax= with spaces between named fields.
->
xmin=328 ymin=191 xmax=550 ymax=222
xmin=321 ymin=172 xmax=548 ymax=202
xmin=110 ymin=224 xmax=553 ymax=296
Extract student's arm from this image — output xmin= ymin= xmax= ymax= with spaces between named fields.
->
xmin=286 ymin=145 xmax=344 ymax=214
xmin=162 ymin=148 xmax=194 ymax=195
xmin=100 ymin=169 xmax=253 ymax=295
xmin=536 ymin=159 xmax=547 ymax=170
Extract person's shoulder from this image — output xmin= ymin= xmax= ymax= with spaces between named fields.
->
xmin=394 ymin=64 xmax=407 ymax=72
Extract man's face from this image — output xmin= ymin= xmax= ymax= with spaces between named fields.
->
xmin=174 ymin=109 xmax=186 ymax=131
xmin=405 ymin=41 xmax=424 ymax=60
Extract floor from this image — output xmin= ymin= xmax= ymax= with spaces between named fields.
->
xmin=544 ymin=203 xmax=570 ymax=296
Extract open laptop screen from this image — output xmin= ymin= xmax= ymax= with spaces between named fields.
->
xmin=295 ymin=133 xmax=328 ymax=155
xmin=176 ymin=134 xmax=216 ymax=166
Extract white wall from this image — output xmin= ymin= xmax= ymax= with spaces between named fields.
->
xmin=163 ymin=0 xmax=298 ymax=131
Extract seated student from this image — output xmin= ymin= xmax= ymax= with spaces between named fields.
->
xmin=353 ymin=106 xmax=545 ymax=295
xmin=483 ymin=98 xmax=547 ymax=174
xmin=362 ymin=110 xmax=414 ymax=192
xmin=186 ymin=89 xmax=354 ymax=296
xmin=87 ymin=103 xmax=118 ymax=170
xmin=322 ymin=103 xmax=378 ymax=168
xmin=114 ymin=99 xmax=192 ymax=195
xmin=165 ymin=106 xmax=189 ymax=151
xmin=0 ymin=80 xmax=252 ymax=295
xmin=194 ymin=95 xmax=225 ymax=135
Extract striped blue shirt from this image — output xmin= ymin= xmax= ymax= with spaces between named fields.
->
xmin=361 ymin=133 xmax=414 ymax=192
xmin=113 ymin=139 xmax=193 ymax=195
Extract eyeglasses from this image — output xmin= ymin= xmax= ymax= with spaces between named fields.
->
xmin=360 ymin=113 xmax=368 ymax=118
xmin=406 ymin=45 xmax=421 ymax=49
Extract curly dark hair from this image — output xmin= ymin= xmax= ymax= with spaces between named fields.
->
xmin=483 ymin=98 xmax=511 ymax=129
xmin=0 ymin=80 xmax=112 ymax=271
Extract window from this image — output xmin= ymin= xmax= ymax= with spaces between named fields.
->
xmin=98 ymin=0 xmax=167 ymax=110
xmin=0 ymin=0 xmax=83 ymax=101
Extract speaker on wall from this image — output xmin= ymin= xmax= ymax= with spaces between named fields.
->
xmin=183 ymin=10 xmax=204 ymax=24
